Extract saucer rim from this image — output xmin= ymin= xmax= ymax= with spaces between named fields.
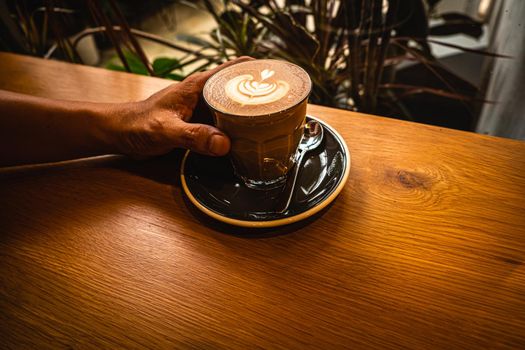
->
xmin=180 ymin=115 xmax=351 ymax=228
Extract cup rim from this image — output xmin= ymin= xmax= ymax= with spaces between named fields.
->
xmin=203 ymin=59 xmax=312 ymax=118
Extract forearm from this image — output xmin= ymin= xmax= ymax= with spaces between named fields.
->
xmin=0 ymin=58 xmax=245 ymax=166
xmin=0 ymin=90 xmax=126 ymax=166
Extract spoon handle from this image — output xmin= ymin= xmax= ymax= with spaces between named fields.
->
xmin=276 ymin=151 xmax=305 ymax=214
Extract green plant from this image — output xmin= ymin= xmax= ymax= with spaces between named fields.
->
xmin=178 ymin=0 xmax=507 ymax=121
xmin=105 ymin=51 xmax=186 ymax=80
xmin=0 ymin=0 xmax=86 ymax=61
xmin=0 ymin=0 xmax=199 ymax=79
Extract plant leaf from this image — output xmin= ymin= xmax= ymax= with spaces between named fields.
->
xmin=178 ymin=0 xmax=200 ymax=10
xmin=430 ymin=12 xmax=483 ymax=39
xmin=166 ymin=73 xmax=185 ymax=81
xmin=232 ymin=1 xmax=319 ymax=60
xmin=122 ymin=51 xmax=149 ymax=75
xmin=441 ymin=12 xmax=478 ymax=21
xmin=395 ymin=37 xmax=512 ymax=58
xmin=153 ymin=57 xmax=181 ymax=76
xmin=106 ymin=63 xmax=126 ymax=72
xmin=381 ymin=83 xmax=495 ymax=103
xmin=269 ymin=10 xmax=320 ymax=60
xmin=176 ymin=33 xmax=213 ymax=47
xmin=430 ymin=22 xmax=483 ymax=39
xmin=396 ymin=0 xmax=429 ymax=39
xmin=426 ymin=0 xmax=442 ymax=11
xmin=249 ymin=0 xmax=269 ymax=8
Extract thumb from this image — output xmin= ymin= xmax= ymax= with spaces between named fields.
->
xmin=179 ymin=56 xmax=254 ymax=92
xmin=170 ymin=119 xmax=230 ymax=156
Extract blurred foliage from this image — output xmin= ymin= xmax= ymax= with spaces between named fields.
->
xmin=176 ymin=0 xmax=503 ymax=119
xmin=1 ymin=0 xmax=507 ymax=124
xmin=0 ymin=0 xmax=188 ymax=77
xmin=106 ymin=51 xmax=185 ymax=80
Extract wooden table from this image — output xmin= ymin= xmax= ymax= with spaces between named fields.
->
xmin=1 ymin=52 xmax=524 ymax=349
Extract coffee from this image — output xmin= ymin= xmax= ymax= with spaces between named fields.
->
xmin=204 ymin=59 xmax=311 ymax=117
xmin=204 ymin=59 xmax=311 ymax=189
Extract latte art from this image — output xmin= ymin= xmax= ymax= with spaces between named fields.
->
xmin=238 ymin=78 xmax=277 ymax=97
xmin=225 ymin=69 xmax=289 ymax=105
xmin=204 ymin=59 xmax=311 ymax=117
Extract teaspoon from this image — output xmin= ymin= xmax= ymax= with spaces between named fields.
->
xmin=276 ymin=120 xmax=324 ymax=214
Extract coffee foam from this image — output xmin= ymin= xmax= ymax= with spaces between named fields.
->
xmin=204 ymin=60 xmax=311 ymax=117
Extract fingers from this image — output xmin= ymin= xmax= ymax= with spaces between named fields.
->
xmin=141 ymin=57 xmax=252 ymax=157
xmin=180 ymin=56 xmax=254 ymax=92
xmin=148 ymin=56 xmax=254 ymax=120
xmin=169 ymin=119 xmax=231 ymax=156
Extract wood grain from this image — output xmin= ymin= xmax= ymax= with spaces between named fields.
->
xmin=1 ymin=52 xmax=525 ymax=349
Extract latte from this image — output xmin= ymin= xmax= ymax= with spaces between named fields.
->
xmin=203 ymin=59 xmax=312 ymax=189
xmin=204 ymin=59 xmax=311 ymax=117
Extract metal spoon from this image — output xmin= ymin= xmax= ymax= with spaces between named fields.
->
xmin=276 ymin=120 xmax=324 ymax=214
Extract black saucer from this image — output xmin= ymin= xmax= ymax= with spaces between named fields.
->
xmin=180 ymin=115 xmax=350 ymax=228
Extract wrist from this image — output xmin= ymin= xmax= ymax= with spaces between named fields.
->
xmin=92 ymin=101 xmax=143 ymax=155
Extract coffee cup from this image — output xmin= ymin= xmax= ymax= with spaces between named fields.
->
xmin=203 ymin=59 xmax=312 ymax=189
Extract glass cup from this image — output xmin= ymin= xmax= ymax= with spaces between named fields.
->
xmin=203 ymin=60 xmax=311 ymax=189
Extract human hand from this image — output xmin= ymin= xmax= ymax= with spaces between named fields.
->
xmin=112 ymin=56 xmax=252 ymax=158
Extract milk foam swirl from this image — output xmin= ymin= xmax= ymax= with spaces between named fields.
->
xmin=225 ymin=69 xmax=289 ymax=105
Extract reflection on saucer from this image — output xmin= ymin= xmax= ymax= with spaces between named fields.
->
xmin=180 ymin=115 xmax=350 ymax=228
